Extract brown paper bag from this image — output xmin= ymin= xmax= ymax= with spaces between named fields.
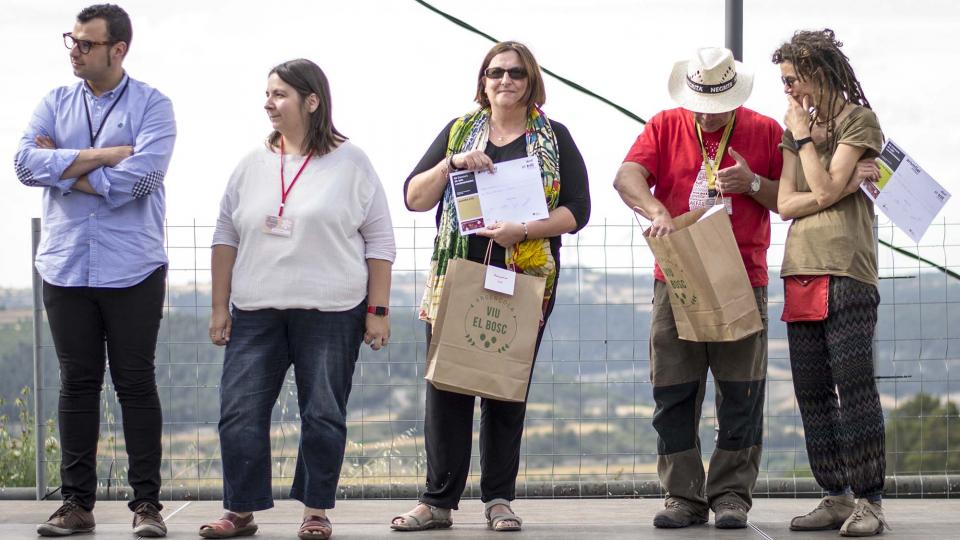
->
xmin=426 ymin=258 xmax=546 ymax=402
xmin=645 ymin=205 xmax=763 ymax=342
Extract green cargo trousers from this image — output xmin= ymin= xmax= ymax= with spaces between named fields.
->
xmin=649 ymin=281 xmax=768 ymax=513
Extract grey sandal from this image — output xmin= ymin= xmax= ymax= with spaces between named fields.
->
xmin=485 ymin=499 xmax=523 ymax=532
xmin=390 ymin=504 xmax=452 ymax=531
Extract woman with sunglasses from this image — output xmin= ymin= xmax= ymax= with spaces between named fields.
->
xmin=773 ymin=30 xmax=889 ymax=536
xmin=391 ymin=41 xmax=590 ymax=532
xmin=200 ymin=58 xmax=395 ymax=540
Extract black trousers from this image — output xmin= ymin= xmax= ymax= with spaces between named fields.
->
xmin=787 ymin=276 xmax=885 ymax=499
xmin=42 ymin=266 xmax=166 ymax=511
xmin=419 ymin=280 xmax=556 ymax=510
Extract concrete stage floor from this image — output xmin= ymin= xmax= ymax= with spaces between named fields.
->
xmin=1 ymin=498 xmax=957 ymax=539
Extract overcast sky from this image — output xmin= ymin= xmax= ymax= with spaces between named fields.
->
xmin=2 ymin=0 xmax=958 ymax=287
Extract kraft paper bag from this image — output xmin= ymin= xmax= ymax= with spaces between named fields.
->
xmin=426 ymin=258 xmax=546 ymax=402
xmin=644 ymin=204 xmax=763 ymax=342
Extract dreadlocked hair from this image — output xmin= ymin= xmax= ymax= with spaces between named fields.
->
xmin=772 ymin=29 xmax=870 ymax=152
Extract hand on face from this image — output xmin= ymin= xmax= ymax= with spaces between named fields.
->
xmin=715 ymin=147 xmax=754 ymax=194
xmin=784 ymin=95 xmax=812 ymax=137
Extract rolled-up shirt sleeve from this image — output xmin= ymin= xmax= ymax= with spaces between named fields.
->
xmin=13 ymin=92 xmax=81 ymax=192
xmin=86 ymin=92 xmax=176 ymax=208
xmin=359 ymin=170 xmax=396 ymax=263
xmin=212 ymin=174 xmax=240 ymax=248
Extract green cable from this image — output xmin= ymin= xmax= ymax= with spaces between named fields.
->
xmin=412 ymin=0 xmax=646 ymax=125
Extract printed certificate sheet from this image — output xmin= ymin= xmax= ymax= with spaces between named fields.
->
xmin=449 ymin=156 xmax=549 ymax=235
xmin=859 ymin=139 xmax=951 ymax=243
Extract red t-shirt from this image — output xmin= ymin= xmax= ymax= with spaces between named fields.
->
xmin=624 ymin=107 xmax=783 ymax=286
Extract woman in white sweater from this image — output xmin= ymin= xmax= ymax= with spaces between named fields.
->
xmin=200 ymin=58 xmax=395 ymax=540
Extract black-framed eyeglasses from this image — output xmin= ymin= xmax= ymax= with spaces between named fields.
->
xmin=484 ymin=67 xmax=528 ymax=80
xmin=63 ymin=32 xmax=117 ymax=54
xmin=781 ymin=75 xmax=799 ymax=88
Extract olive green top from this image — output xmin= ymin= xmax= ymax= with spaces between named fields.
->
xmin=780 ymin=106 xmax=883 ymax=286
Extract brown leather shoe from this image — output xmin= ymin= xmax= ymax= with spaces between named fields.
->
xmin=132 ymin=501 xmax=167 ymax=537
xmin=36 ymin=500 xmax=95 ymax=537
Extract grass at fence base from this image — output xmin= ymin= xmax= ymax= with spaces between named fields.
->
xmin=0 ymin=387 xmax=59 ymax=488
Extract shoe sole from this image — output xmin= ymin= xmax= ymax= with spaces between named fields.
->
xmin=133 ymin=523 xmax=168 ymax=537
xmin=839 ymin=528 xmax=884 ymax=537
xmin=37 ymin=525 xmax=95 ymax=537
xmin=791 ymin=522 xmax=845 ymax=531
xmin=715 ymin=517 xmax=748 ymax=529
xmin=653 ymin=517 xmax=707 ymax=528
xmin=199 ymin=524 xmax=259 ymax=538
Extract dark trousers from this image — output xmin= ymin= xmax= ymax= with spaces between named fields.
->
xmin=42 ymin=266 xmax=166 ymax=511
xmin=787 ymin=276 xmax=885 ymax=499
xmin=419 ymin=286 xmax=556 ymax=510
xmin=218 ymin=303 xmax=365 ymax=512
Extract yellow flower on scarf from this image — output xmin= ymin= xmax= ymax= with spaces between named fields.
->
xmin=512 ymin=240 xmax=547 ymax=271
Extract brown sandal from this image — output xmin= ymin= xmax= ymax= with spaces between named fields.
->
xmin=298 ymin=515 xmax=332 ymax=540
xmin=199 ymin=512 xmax=258 ymax=538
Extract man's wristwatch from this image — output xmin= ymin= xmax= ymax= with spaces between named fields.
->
xmin=367 ymin=306 xmax=389 ymax=316
xmin=795 ymin=136 xmax=814 ymax=149
xmin=749 ymin=174 xmax=761 ymax=194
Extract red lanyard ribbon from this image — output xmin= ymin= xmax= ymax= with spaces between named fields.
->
xmin=279 ymin=138 xmax=313 ymax=217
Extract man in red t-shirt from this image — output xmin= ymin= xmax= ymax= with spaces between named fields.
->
xmin=614 ymin=47 xmax=783 ymax=530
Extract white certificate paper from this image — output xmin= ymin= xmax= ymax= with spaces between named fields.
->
xmin=859 ymin=139 xmax=951 ymax=243
xmin=449 ymin=156 xmax=550 ymax=235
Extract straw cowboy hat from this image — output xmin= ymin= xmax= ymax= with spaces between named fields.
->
xmin=668 ymin=47 xmax=753 ymax=114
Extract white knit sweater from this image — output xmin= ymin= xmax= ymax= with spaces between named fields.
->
xmin=212 ymin=141 xmax=395 ymax=311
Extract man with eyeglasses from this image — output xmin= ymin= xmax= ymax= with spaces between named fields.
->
xmin=614 ymin=48 xmax=782 ymax=530
xmin=14 ymin=3 xmax=175 ymax=537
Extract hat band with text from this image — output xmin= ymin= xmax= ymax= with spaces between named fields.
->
xmin=686 ymin=74 xmax=737 ymax=95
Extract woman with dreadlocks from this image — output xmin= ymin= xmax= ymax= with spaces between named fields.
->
xmin=772 ymin=29 xmax=889 ymax=537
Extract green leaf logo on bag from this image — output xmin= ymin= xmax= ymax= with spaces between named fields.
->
xmin=464 ymin=294 xmax=518 ymax=353
xmin=663 ymin=267 xmax=698 ymax=305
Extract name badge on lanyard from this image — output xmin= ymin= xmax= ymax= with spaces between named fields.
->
xmin=696 ymin=112 xmax=736 ymax=199
xmin=265 ymin=138 xmax=313 ymax=238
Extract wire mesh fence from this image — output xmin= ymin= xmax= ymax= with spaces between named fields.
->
xmin=29 ymin=216 xmax=960 ymax=501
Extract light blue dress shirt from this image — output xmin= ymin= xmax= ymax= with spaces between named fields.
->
xmin=14 ymin=73 xmax=176 ymax=287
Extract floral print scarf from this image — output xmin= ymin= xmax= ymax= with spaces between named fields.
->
xmin=419 ymin=106 xmax=560 ymax=323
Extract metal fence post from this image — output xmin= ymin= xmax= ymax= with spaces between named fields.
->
xmin=31 ymin=217 xmax=46 ymax=500
xmin=725 ymin=0 xmax=743 ymax=60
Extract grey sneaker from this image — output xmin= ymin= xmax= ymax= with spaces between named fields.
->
xmin=653 ymin=498 xmax=708 ymax=528
xmin=790 ymin=494 xmax=855 ymax=531
xmin=840 ymin=499 xmax=889 ymax=537
xmin=36 ymin=500 xmax=95 ymax=537
xmin=132 ymin=502 xmax=167 ymax=537
xmin=713 ymin=499 xmax=748 ymax=529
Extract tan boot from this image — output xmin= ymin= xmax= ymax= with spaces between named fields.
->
xmin=790 ymin=494 xmax=855 ymax=531
xmin=840 ymin=499 xmax=890 ymax=537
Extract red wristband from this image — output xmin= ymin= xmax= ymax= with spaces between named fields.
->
xmin=367 ymin=305 xmax=389 ymax=316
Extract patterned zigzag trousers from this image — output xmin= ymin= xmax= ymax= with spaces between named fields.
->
xmin=787 ymin=275 xmax=885 ymax=498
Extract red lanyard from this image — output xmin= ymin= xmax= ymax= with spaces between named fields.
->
xmin=278 ymin=138 xmax=313 ymax=217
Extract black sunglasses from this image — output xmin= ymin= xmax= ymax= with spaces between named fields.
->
xmin=484 ymin=67 xmax=528 ymax=80
xmin=781 ymin=76 xmax=799 ymax=87
xmin=63 ymin=32 xmax=118 ymax=54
